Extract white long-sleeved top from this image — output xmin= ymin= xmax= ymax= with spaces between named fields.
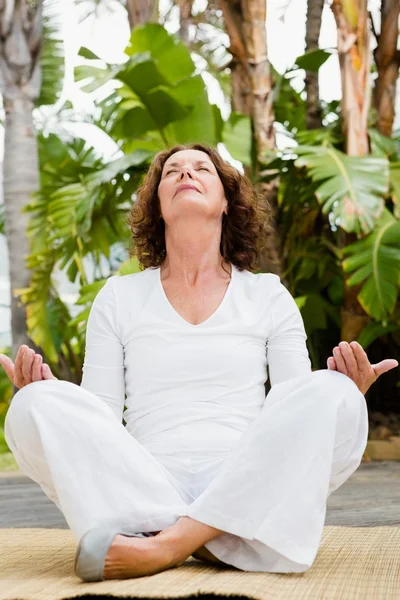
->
xmin=80 ymin=264 xmax=312 ymax=464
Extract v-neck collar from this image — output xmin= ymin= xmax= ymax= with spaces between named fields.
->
xmin=157 ymin=263 xmax=235 ymax=328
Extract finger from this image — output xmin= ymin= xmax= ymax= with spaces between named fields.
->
xmin=0 ymin=354 xmax=15 ymax=382
xmin=333 ymin=346 xmax=348 ymax=375
xmin=31 ymin=354 xmax=43 ymax=382
xmin=14 ymin=345 xmax=29 ymax=387
xmin=327 ymin=356 xmax=337 ymax=370
xmin=349 ymin=341 xmax=370 ymax=373
xmin=22 ymin=348 xmax=35 ymax=384
xmin=42 ymin=363 xmax=54 ymax=380
xmin=339 ymin=341 xmax=358 ymax=378
xmin=372 ymin=359 xmax=399 ymax=378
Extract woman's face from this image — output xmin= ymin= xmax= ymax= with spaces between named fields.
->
xmin=157 ymin=149 xmax=228 ymax=226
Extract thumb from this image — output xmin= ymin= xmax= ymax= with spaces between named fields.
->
xmin=0 ymin=354 xmax=15 ymax=382
xmin=372 ymin=359 xmax=399 ymax=378
xmin=41 ymin=363 xmax=56 ymax=380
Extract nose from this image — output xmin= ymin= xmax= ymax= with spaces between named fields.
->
xmin=178 ymin=165 xmax=195 ymax=180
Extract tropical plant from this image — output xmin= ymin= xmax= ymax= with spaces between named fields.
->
xmin=0 ymin=23 xmax=254 ymax=412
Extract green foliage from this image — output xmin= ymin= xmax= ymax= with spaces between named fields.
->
xmin=272 ymin=64 xmax=306 ymax=134
xmin=342 ymin=209 xmax=400 ymax=324
xmin=16 ymin=132 xmax=150 ymax=365
xmin=75 ymin=24 xmax=219 ymax=149
xmin=0 ymin=452 xmax=19 ymax=472
xmin=37 ymin=3 xmax=65 ymax=106
xmin=259 ymin=118 xmax=400 ymax=366
xmin=222 ymin=112 xmax=252 ymax=165
xmin=0 ymin=346 xmax=12 ymax=453
xmin=292 ymin=48 xmax=333 ymax=72
xmin=293 ymin=145 xmax=389 ymax=235
xmin=357 ymin=320 xmax=400 ymax=349
xmin=4 ymin=18 xmax=399 ymax=400
xmin=74 ymin=23 xmax=250 ymax=162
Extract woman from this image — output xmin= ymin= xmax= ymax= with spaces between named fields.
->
xmin=1 ymin=143 xmax=398 ymax=582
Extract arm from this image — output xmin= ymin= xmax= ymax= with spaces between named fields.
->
xmin=266 ymin=275 xmax=312 ymax=386
xmin=80 ymin=276 xmax=125 ymax=422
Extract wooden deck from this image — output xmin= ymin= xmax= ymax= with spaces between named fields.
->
xmin=1 ymin=461 xmax=399 ymax=529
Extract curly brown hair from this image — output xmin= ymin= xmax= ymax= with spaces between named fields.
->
xmin=127 ymin=143 xmax=272 ymax=273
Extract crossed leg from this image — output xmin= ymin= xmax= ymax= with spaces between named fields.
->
xmin=5 ymin=369 xmax=368 ymax=577
xmin=4 ymin=379 xmax=231 ymax=578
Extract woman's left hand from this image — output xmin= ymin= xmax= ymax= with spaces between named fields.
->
xmin=327 ymin=341 xmax=399 ymax=395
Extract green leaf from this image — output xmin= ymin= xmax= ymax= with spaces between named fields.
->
xmin=78 ymin=46 xmax=101 ymax=60
xmin=272 ymin=64 xmax=306 ymax=133
xmin=85 ymin=151 xmax=152 ymax=186
xmin=37 ymin=12 xmax=65 ymax=106
xmin=369 ymin=128 xmax=400 ymax=160
xmin=163 ymin=75 xmax=217 ymax=145
xmin=222 ymin=112 xmax=252 ymax=165
xmin=74 ymin=64 xmax=117 ymax=93
xmin=293 ymin=48 xmax=332 ymax=72
xmin=116 ymin=256 xmax=142 ymax=275
xmin=293 ymin=145 xmax=389 ymax=235
xmin=116 ymin=54 xmax=168 ymax=96
xmin=342 ymin=209 xmax=400 ymax=323
xmin=125 ymin=23 xmax=195 ymax=85
xmin=357 ymin=321 xmax=400 ymax=349
xmin=295 ymin=293 xmax=340 ymax=335
xmin=389 ymin=162 xmax=400 ymax=219
xmin=120 ymin=133 xmax=166 ymax=154
xmin=144 ymin=87 xmax=192 ymax=130
xmin=212 ymin=104 xmax=224 ymax=142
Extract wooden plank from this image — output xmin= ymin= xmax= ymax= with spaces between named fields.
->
xmin=1 ymin=462 xmax=399 ymax=529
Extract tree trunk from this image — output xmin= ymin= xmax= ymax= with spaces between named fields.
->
xmin=218 ymin=0 xmax=284 ymax=277
xmin=305 ymin=0 xmax=324 ymax=129
xmin=176 ymin=0 xmax=192 ymax=44
xmin=372 ymin=0 xmax=400 ymax=137
xmin=0 ymin=0 xmax=44 ymax=370
xmin=331 ymin=0 xmax=371 ymax=341
xmin=331 ymin=0 xmax=371 ymax=156
xmin=231 ymin=60 xmax=252 ymax=114
xmin=125 ymin=0 xmax=158 ymax=27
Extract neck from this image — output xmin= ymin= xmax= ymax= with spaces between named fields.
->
xmin=160 ymin=222 xmax=230 ymax=286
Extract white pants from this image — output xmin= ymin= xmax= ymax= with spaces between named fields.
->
xmin=4 ymin=369 xmax=368 ymax=573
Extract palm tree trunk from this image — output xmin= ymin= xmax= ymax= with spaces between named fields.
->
xmin=218 ymin=0 xmax=284 ymax=277
xmin=231 ymin=60 xmax=252 ymax=114
xmin=1 ymin=0 xmax=44 ymax=365
xmin=331 ymin=0 xmax=371 ymax=156
xmin=371 ymin=0 xmax=400 ymax=137
xmin=331 ymin=0 xmax=371 ymax=341
xmin=125 ymin=0 xmax=158 ymax=27
xmin=305 ymin=0 xmax=324 ymax=129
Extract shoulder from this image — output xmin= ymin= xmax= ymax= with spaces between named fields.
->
xmin=237 ymin=268 xmax=283 ymax=297
xmin=237 ymin=269 xmax=299 ymax=320
xmin=107 ymin=267 xmax=156 ymax=295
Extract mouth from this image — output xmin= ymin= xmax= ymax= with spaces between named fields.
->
xmin=175 ymin=185 xmax=200 ymax=196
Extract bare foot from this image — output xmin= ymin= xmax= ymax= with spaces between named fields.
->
xmin=103 ymin=518 xmax=224 ymax=580
xmin=103 ymin=534 xmax=186 ymax=580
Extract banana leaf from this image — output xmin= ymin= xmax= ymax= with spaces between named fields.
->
xmin=293 ymin=145 xmax=389 ymax=236
xmin=342 ymin=209 xmax=400 ymax=324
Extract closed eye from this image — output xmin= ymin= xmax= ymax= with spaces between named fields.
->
xmin=164 ymin=166 xmax=212 ymax=175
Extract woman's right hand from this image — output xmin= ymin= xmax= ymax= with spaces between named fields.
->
xmin=0 ymin=345 xmax=57 ymax=389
